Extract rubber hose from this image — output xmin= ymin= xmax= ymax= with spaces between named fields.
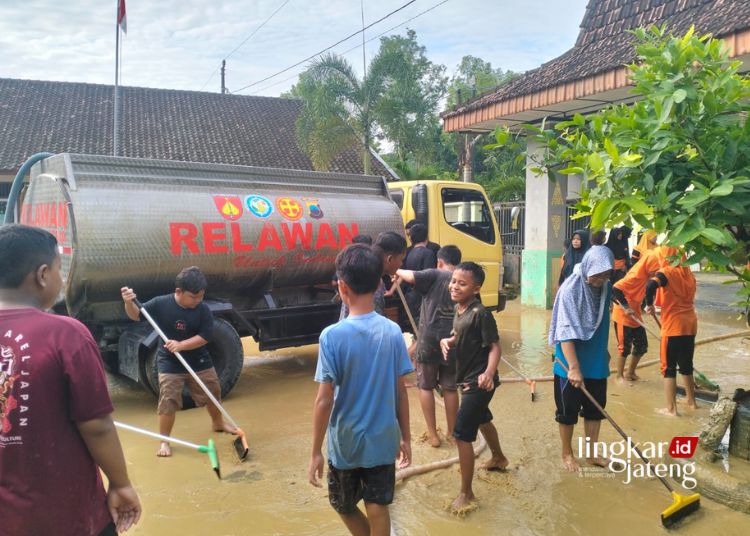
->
xmin=3 ymin=152 xmax=54 ymax=225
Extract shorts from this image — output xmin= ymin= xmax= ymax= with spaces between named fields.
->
xmin=554 ymin=374 xmax=607 ymax=425
xmin=416 ymin=361 xmax=457 ymax=391
xmin=453 ymin=388 xmax=495 ymax=443
xmin=327 ymin=461 xmax=395 ymax=514
xmin=660 ymin=335 xmax=695 ymax=378
xmin=157 ymin=367 xmax=221 ymax=415
xmin=613 ymin=322 xmax=648 ymax=358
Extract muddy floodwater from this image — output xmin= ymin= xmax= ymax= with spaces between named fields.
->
xmin=109 ymin=298 xmax=750 ymax=535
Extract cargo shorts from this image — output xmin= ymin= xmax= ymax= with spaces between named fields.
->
xmin=157 ymin=367 xmax=221 ymax=415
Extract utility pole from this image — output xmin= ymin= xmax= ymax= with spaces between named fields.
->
xmin=221 ymin=60 xmax=226 ymax=94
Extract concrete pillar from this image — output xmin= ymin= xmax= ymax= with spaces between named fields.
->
xmin=521 ymin=139 xmax=568 ymax=309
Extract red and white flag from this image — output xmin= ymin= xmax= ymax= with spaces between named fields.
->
xmin=118 ymin=0 xmax=127 ymax=34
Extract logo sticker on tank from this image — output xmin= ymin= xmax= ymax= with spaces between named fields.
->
xmin=302 ymin=198 xmax=324 ymax=219
xmin=244 ymin=195 xmax=274 ymax=219
xmin=212 ymin=195 xmax=243 ymax=221
xmin=275 ymin=197 xmax=304 ymax=221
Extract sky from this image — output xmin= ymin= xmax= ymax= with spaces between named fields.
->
xmin=0 ymin=0 xmax=588 ymax=97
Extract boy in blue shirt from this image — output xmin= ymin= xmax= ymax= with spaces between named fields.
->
xmin=309 ymin=244 xmax=413 ymax=536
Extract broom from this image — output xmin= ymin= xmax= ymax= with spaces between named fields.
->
xmin=500 ymin=356 xmax=536 ymax=401
xmin=133 ymin=298 xmax=249 ymax=461
xmin=115 ymin=421 xmax=221 ymax=479
xmin=554 ymin=358 xmax=700 ymax=527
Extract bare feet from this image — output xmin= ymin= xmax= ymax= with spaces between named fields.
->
xmin=625 ymin=372 xmax=641 ymax=381
xmin=157 ymin=441 xmax=172 ymax=457
xmin=481 ymin=455 xmax=510 ymax=471
xmin=587 ymin=456 xmax=609 ymax=468
xmin=428 ymin=434 xmax=441 ymax=448
xmin=687 ymin=401 xmax=699 ymax=410
xmin=615 ymin=376 xmax=627 ymax=385
xmin=655 ymin=407 xmax=679 ymax=417
xmin=562 ymin=454 xmax=581 ymax=472
xmin=445 ymin=434 xmax=456 ymax=446
xmin=213 ymin=420 xmax=238 ymax=434
xmin=450 ymin=491 xmax=476 ymax=512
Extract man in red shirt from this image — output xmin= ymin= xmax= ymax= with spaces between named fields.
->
xmin=0 ymin=224 xmax=141 ymax=536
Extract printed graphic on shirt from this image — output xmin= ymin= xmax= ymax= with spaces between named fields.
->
xmin=175 ymin=320 xmax=186 ymax=332
xmin=1 ymin=330 xmax=31 ymax=445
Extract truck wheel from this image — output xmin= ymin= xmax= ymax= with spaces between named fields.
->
xmin=139 ymin=318 xmax=244 ymax=406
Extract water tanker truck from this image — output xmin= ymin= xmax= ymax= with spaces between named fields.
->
xmin=11 ymin=153 xmax=504 ymax=397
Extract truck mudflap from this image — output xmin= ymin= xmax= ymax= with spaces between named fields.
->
xmin=496 ymin=291 xmax=507 ymax=312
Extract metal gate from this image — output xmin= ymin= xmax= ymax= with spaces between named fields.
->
xmin=494 ymin=202 xmax=525 ymax=286
xmin=565 ymin=203 xmax=591 ymax=242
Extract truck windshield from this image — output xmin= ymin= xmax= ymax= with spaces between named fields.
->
xmin=441 ymin=188 xmax=496 ymax=244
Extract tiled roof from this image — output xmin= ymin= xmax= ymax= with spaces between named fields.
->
xmin=0 ymin=77 xmax=395 ymax=178
xmin=442 ymin=0 xmax=750 ymax=120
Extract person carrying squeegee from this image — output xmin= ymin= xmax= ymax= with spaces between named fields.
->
xmin=611 ymin=249 xmax=663 ymax=383
xmin=121 ymin=267 xmax=236 ymax=457
xmin=0 ymin=224 xmax=141 ymax=536
xmin=396 ymin=245 xmax=462 ymax=448
xmin=548 ymin=245 xmax=614 ymax=473
xmin=644 ymin=247 xmax=699 ymax=417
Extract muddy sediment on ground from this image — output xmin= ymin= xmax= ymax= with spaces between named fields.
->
xmin=110 ymin=300 xmax=750 ymax=535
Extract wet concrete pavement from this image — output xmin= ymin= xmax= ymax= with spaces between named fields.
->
xmin=108 ymin=295 xmax=750 ymax=535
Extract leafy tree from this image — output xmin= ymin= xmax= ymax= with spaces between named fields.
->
xmin=446 ymin=55 xmax=518 ymax=108
xmin=290 ymin=30 xmax=446 ymax=174
xmin=491 ymin=26 xmax=750 ymax=303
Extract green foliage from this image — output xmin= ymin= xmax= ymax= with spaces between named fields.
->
xmin=291 ymin=30 xmax=446 ymax=174
xmin=446 ymin=55 xmax=519 ymax=108
xmin=496 ymin=26 xmax=750 ymax=299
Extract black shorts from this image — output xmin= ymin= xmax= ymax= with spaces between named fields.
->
xmin=453 ymin=387 xmax=495 ymax=443
xmin=554 ymin=374 xmax=607 ymax=425
xmin=664 ymin=335 xmax=695 ymax=378
xmin=613 ymin=322 xmax=648 ymax=358
xmin=327 ymin=461 xmax=395 ymax=514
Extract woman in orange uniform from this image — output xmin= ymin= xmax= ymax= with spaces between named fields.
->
xmin=611 ymin=250 xmax=662 ymax=383
xmin=631 ymin=229 xmax=658 ymax=265
xmin=644 ymin=248 xmax=698 ymax=416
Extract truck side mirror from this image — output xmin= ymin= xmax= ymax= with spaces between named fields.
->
xmin=411 ymin=184 xmax=428 ymax=226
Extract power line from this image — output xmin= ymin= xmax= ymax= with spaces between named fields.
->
xmin=249 ymin=0 xmax=450 ymax=96
xmin=232 ymin=0 xmax=418 ymax=94
xmin=199 ymin=0 xmax=291 ymax=92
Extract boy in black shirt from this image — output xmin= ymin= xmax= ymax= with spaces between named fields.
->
xmin=121 ymin=266 xmax=235 ymax=457
xmin=440 ymin=262 xmax=508 ymax=512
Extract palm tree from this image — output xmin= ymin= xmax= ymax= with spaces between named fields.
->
xmin=294 ymin=52 xmax=396 ymax=175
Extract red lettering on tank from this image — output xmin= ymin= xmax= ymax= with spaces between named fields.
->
xmin=314 ymin=223 xmax=338 ymax=250
xmin=203 ymin=222 xmax=228 ymax=254
xmin=230 ymin=223 xmax=253 ymax=252
xmin=257 ymin=223 xmax=283 ymax=252
xmin=170 ymin=223 xmax=200 ymax=255
xmin=337 ymin=223 xmax=360 ymax=248
xmin=20 ymin=202 xmax=69 ymax=243
xmin=281 ymin=222 xmax=313 ymax=250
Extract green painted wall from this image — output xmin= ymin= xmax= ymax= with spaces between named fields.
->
xmin=521 ymin=249 xmax=563 ymax=309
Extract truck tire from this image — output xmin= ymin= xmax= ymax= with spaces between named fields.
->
xmin=139 ymin=318 xmax=244 ymax=406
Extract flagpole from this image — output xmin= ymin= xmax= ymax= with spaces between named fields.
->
xmin=114 ymin=0 xmax=120 ymax=157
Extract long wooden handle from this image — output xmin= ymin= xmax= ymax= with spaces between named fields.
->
xmin=395 ymin=284 xmax=419 ymax=338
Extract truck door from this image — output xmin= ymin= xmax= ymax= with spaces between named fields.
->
xmin=437 ymin=186 xmax=502 ymax=309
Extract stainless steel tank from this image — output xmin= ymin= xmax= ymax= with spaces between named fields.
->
xmin=20 ymin=154 xmax=402 ymax=317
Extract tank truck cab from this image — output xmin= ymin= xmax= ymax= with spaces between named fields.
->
xmin=388 ymin=181 xmax=506 ymax=312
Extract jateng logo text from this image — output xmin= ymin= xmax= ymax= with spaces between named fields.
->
xmin=578 ymin=436 xmax=697 ymax=489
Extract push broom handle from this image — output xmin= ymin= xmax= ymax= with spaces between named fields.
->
xmin=395 ymin=284 xmax=420 ymax=339
xmin=133 ymin=298 xmax=240 ymax=430
xmin=554 ymin=358 xmax=675 ymax=493
xmin=616 ymin=301 xmax=661 ymax=340
xmin=114 ymin=421 xmax=206 ymax=451
xmin=501 ymin=355 xmax=532 ymax=384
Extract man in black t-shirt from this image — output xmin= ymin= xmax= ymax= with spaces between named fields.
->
xmin=440 ymin=262 xmax=509 ymax=514
xmin=396 ymin=246 xmax=461 ymax=448
xmin=400 ymin=224 xmax=437 ymax=328
xmin=121 ymin=267 xmax=235 ymax=457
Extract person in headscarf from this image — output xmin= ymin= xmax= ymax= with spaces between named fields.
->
xmin=611 ymin=249 xmax=662 ymax=383
xmin=644 ymin=247 xmax=698 ymax=417
xmin=605 ymin=226 xmax=632 ymax=283
xmin=631 ymin=229 xmax=658 ymax=265
xmin=558 ymin=229 xmax=591 ymax=286
xmin=549 ymin=246 xmax=614 ymax=472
